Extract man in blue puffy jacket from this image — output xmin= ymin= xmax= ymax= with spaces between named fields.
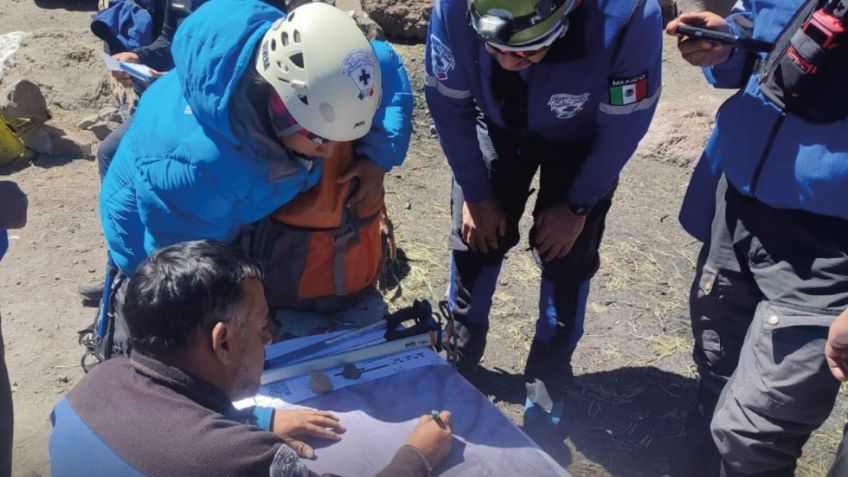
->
xmin=98 ymin=0 xmax=411 ymax=355
xmin=425 ymin=0 xmax=661 ymax=434
xmin=667 ymin=2 xmax=848 ymax=474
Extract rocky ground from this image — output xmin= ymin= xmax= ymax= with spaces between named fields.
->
xmin=0 ymin=1 xmax=846 ymax=476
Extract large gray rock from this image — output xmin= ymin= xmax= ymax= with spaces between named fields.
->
xmin=290 ymin=0 xmax=384 ymax=39
xmin=360 ymin=0 xmax=431 ymax=41
xmin=0 ymin=80 xmax=48 ymax=119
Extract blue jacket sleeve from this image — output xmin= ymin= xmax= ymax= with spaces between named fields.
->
xmin=424 ymin=0 xmax=492 ymax=203
xmin=702 ymin=2 xmax=756 ymax=89
xmin=356 ymin=40 xmax=413 ymax=172
xmin=567 ymin=0 xmax=662 ymax=207
xmin=252 ymin=406 xmax=275 ymax=431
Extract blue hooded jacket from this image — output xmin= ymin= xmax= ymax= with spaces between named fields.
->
xmin=100 ymin=0 xmax=413 ymax=275
xmin=679 ymin=0 xmax=848 ymax=240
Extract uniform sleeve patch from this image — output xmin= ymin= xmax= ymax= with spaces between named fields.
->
xmin=429 ymin=35 xmax=456 ymax=81
xmin=609 ymin=72 xmax=648 ymax=106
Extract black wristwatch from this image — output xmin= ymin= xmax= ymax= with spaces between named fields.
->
xmin=568 ymin=203 xmax=593 ymax=216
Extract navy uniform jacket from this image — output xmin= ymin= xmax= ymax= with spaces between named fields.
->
xmin=424 ymin=0 xmax=662 ymax=207
xmin=679 ymin=0 xmax=848 ymax=241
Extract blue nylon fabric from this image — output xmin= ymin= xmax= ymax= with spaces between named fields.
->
xmin=253 ymin=406 xmax=274 ymax=432
xmin=91 ymin=0 xmax=156 ymax=52
xmin=50 ymin=398 xmax=146 ymax=477
xmin=535 ymin=277 xmax=590 ymax=349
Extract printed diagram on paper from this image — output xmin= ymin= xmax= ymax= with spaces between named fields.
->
xmin=237 ymin=348 xmax=446 ymax=409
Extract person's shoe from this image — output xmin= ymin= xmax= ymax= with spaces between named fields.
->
xmin=78 ymin=282 xmax=103 ymax=307
xmin=523 ymin=397 xmax=565 ymax=442
xmin=522 ymin=379 xmax=565 ymax=442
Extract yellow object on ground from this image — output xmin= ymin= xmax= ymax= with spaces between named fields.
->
xmin=0 ymin=114 xmax=32 ymax=166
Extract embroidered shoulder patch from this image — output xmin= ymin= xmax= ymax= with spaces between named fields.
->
xmin=548 ymin=93 xmax=590 ymax=119
xmin=609 ymin=73 xmax=648 ymax=106
xmin=429 ymin=35 xmax=456 ymax=81
xmin=342 ymin=49 xmax=377 ymax=101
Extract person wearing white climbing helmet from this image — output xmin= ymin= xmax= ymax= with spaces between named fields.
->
xmin=425 ymin=0 xmax=662 ymax=438
xmin=97 ymin=0 xmax=412 ymax=355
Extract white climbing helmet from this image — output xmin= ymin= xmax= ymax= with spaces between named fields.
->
xmin=255 ymin=2 xmax=382 ymax=142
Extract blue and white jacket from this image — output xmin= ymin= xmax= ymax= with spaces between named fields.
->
xmin=424 ymin=0 xmax=662 ymax=206
xmin=679 ymin=0 xmax=848 ymax=240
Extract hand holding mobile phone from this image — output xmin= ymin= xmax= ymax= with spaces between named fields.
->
xmin=677 ymin=24 xmax=773 ymax=52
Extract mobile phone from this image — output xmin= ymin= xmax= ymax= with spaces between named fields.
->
xmin=677 ymin=24 xmax=773 ymax=52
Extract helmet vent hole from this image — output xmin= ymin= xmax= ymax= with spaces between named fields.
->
xmin=320 ymin=103 xmax=335 ymax=123
xmin=293 ymin=30 xmax=301 ymax=43
xmin=270 ymin=39 xmax=276 ymax=51
xmin=281 ymin=32 xmax=289 ymax=46
xmin=298 ymin=94 xmax=309 ymax=105
xmin=287 ymin=11 xmax=296 ymax=21
xmin=289 ymin=53 xmax=304 ymax=69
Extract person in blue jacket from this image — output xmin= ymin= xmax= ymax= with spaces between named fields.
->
xmin=667 ymin=1 xmax=848 ymax=474
xmin=50 ymin=240 xmax=453 ymax=477
xmin=98 ymin=0 xmax=411 ymax=354
xmin=425 ymin=0 xmax=661 ymax=433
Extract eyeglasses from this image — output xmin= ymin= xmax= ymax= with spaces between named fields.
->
xmin=295 ymin=127 xmax=329 ymax=145
xmin=486 ymin=42 xmax=550 ymax=59
xmin=268 ymin=87 xmax=330 ymax=145
xmin=483 ymin=22 xmax=566 ymax=59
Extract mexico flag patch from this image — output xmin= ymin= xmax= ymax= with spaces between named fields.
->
xmin=609 ymin=73 xmax=648 ymax=106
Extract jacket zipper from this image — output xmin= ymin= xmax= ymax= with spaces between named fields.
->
xmin=749 ymin=111 xmax=786 ymax=196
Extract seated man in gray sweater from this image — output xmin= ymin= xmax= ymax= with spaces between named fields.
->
xmin=50 ymin=240 xmax=452 ymax=476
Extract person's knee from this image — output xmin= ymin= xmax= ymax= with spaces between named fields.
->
xmin=537 ymin=252 xmax=597 ymax=283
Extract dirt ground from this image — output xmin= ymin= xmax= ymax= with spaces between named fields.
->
xmin=1 ymin=1 xmax=846 ymax=476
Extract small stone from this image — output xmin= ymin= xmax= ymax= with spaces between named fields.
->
xmin=76 ymin=115 xmax=99 ymax=130
xmin=308 ymin=371 xmax=334 ymax=394
xmin=404 ymin=202 xmax=411 ymax=210
xmin=90 ymin=121 xmax=115 ymax=141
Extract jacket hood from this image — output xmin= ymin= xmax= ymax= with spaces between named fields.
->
xmin=171 ymin=0 xmax=283 ymax=144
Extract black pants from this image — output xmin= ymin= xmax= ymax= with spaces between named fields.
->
xmin=829 ymin=424 xmax=848 ymax=477
xmin=447 ymin=125 xmax=613 ymax=400
xmin=0 ymin=314 xmax=12 ymax=477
